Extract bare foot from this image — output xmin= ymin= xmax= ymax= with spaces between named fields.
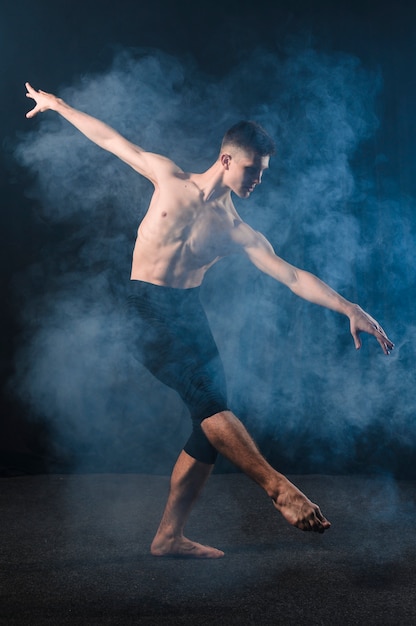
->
xmin=272 ymin=478 xmax=331 ymax=533
xmin=150 ymin=535 xmax=225 ymax=558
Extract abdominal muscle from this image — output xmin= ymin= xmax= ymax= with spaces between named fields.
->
xmin=130 ymin=220 xmax=225 ymax=289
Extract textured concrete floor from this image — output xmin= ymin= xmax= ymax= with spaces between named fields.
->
xmin=1 ymin=473 xmax=415 ymax=625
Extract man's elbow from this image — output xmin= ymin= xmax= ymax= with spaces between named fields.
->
xmin=279 ymin=265 xmax=299 ymax=290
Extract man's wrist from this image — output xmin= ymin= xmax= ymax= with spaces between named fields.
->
xmin=52 ymin=97 xmax=66 ymax=113
xmin=343 ymin=301 xmax=359 ymax=318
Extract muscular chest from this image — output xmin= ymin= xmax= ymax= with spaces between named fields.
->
xmin=144 ymin=182 xmax=232 ymax=261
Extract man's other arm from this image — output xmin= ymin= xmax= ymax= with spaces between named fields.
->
xmin=233 ymin=222 xmax=394 ymax=355
xmin=25 ymin=82 xmax=177 ymax=185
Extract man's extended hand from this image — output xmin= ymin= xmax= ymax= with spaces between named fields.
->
xmin=25 ymin=82 xmax=59 ymax=118
xmin=349 ymin=304 xmax=394 ymax=355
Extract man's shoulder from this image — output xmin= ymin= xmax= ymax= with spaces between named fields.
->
xmin=150 ymin=153 xmax=185 ymax=178
xmin=228 ymin=217 xmax=273 ymax=253
xmin=137 ymin=151 xmax=187 ymax=187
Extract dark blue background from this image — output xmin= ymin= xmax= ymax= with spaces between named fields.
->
xmin=1 ymin=0 xmax=415 ymax=476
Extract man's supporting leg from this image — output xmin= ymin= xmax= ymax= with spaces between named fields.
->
xmin=150 ymin=449 xmax=225 ymax=558
xmin=151 ymin=410 xmax=330 ymax=558
xmin=201 ymin=411 xmax=331 ymax=533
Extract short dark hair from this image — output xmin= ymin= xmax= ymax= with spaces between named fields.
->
xmin=221 ymin=120 xmax=276 ymax=156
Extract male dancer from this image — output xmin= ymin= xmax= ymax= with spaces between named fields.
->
xmin=25 ymin=82 xmax=394 ymax=558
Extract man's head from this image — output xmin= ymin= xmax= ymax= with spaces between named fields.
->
xmin=220 ymin=121 xmax=275 ymax=198
xmin=221 ymin=120 xmax=276 ymax=157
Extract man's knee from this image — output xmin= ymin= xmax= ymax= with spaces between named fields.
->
xmin=184 ymin=418 xmax=218 ymax=465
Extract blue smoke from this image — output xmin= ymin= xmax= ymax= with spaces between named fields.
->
xmin=11 ymin=45 xmax=413 ymax=474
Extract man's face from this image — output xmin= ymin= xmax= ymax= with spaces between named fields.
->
xmin=224 ymin=150 xmax=270 ymax=198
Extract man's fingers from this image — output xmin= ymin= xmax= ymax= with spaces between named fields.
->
xmin=25 ymin=83 xmax=41 ymax=118
xmin=373 ymin=325 xmax=394 ymax=354
xmin=372 ymin=322 xmax=388 ymax=339
xmin=26 ymin=105 xmax=38 ymax=119
xmin=380 ymin=340 xmax=389 ymax=355
xmin=379 ymin=338 xmax=394 ymax=355
xmin=351 ymin=330 xmax=361 ymax=350
xmin=25 ymin=82 xmax=35 ymax=96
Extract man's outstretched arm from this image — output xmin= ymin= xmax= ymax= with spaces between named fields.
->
xmin=25 ymin=82 xmax=177 ymax=184
xmin=233 ymin=222 xmax=394 ymax=355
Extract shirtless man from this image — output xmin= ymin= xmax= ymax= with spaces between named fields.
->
xmin=25 ymin=82 xmax=394 ymax=558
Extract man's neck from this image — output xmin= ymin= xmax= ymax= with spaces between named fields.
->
xmin=191 ymin=161 xmax=230 ymax=202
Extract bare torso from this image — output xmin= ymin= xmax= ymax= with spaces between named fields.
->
xmin=131 ymin=169 xmax=240 ymax=288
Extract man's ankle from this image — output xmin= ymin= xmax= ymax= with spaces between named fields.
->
xmin=264 ymin=471 xmax=287 ymax=500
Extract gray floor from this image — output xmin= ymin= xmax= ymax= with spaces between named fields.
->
xmin=1 ymin=473 xmax=415 ymax=625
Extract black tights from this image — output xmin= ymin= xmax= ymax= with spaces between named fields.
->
xmin=127 ymin=280 xmax=229 ymax=464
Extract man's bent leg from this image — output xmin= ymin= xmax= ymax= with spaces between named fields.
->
xmin=150 ymin=449 xmax=224 ymax=558
xmin=202 ymin=411 xmax=331 ymax=533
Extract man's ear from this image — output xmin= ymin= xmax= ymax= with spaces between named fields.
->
xmin=220 ymin=153 xmax=232 ymax=169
